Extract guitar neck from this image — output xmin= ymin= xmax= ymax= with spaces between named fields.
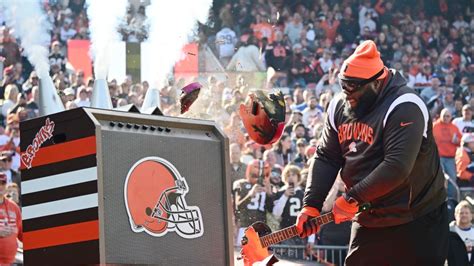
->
xmin=259 ymin=212 xmax=334 ymax=248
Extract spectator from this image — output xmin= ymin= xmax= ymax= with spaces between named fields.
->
xmin=59 ymin=19 xmax=77 ymax=44
xmin=455 ymin=133 xmax=474 ymax=188
xmin=49 ymin=41 xmax=67 ymax=74
xmin=251 ymin=14 xmax=274 ymax=43
xmin=450 ymin=200 xmax=474 ymax=262
xmin=22 ymin=71 xmax=39 ymax=94
xmin=215 ymin=24 xmax=237 ymax=67
xmin=224 ymin=112 xmax=245 ymax=147
xmin=320 ymin=12 xmax=340 ymax=42
xmin=5 ymin=182 xmax=20 ymax=206
xmin=71 ymin=70 xmax=85 ymax=90
xmin=269 ymin=166 xmax=284 ymax=191
xmin=272 ymin=164 xmax=303 ymax=238
xmin=452 ymin=104 xmax=474 ymax=134
xmin=265 ymin=31 xmax=291 ymax=86
xmin=301 ymin=95 xmax=323 ymax=127
xmin=284 ymin=13 xmax=303 ymax=44
xmin=292 ymin=138 xmax=308 ymax=168
xmin=0 ymin=172 xmax=22 ymax=265
xmin=63 ymin=87 xmax=76 ymax=102
xmin=233 ymin=159 xmax=273 ymax=246
xmin=262 ymin=149 xmax=278 ymax=169
xmin=273 ymin=133 xmax=295 ymax=166
xmin=337 ymin=7 xmax=359 ymax=45
xmin=226 ymin=35 xmax=265 ymax=72
xmin=1 ymin=84 xmax=18 ymax=118
xmin=0 ymin=27 xmax=20 ymax=67
xmin=433 ymin=108 xmax=462 ymax=198
xmin=74 ymin=86 xmax=90 ymax=107
xmin=229 ymin=143 xmax=247 ymax=185
xmin=420 ymin=75 xmax=442 ymax=104
xmin=288 ymin=44 xmax=311 ymax=87
xmin=0 ymin=151 xmax=19 ymax=186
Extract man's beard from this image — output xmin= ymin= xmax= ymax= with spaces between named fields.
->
xmin=343 ymin=88 xmax=379 ymax=120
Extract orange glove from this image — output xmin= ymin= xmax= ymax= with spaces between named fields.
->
xmin=332 ymin=195 xmax=359 ymax=224
xmin=296 ymin=206 xmax=321 ymax=238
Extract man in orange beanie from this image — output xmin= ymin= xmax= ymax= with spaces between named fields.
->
xmin=296 ymin=40 xmax=448 ymax=265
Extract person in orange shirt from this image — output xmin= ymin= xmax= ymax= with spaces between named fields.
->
xmin=455 ymin=133 xmax=474 ymax=188
xmin=0 ymin=172 xmax=22 ymax=264
xmin=251 ymin=14 xmax=274 ymax=43
xmin=433 ymin=108 xmax=462 ymax=199
xmin=320 ymin=12 xmax=340 ymax=42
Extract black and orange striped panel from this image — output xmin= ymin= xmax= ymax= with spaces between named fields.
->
xmin=20 ymin=108 xmax=100 ymax=265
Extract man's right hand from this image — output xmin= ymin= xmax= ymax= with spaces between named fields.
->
xmin=296 ymin=206 xmax=321 ymax=238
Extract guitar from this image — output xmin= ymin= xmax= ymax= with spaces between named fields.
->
xmin=240 ymin=204 xmax=370 ymax=265
xmin=240 ymin=212 xmax=335 ymax=266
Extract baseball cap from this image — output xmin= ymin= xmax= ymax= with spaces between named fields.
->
xmin=271 ymin=167 xmax=282 ymax=177
xmin=339 ymin=40 xmax=387 ymax=81
xmin=64 ymin=87 xmax=75 ymax=96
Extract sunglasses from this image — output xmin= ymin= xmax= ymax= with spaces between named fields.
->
xmin=339 ymin=68 xmax=385 ymax=94
xmin=1 ymin=158 xmax=12 ymax=162
xmin=0 ymin=180 xmax=6 ymax=185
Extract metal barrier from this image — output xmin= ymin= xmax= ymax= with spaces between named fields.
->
xmin=447 ymin=176 xmax=461 ymax=202
xmin=252 ymin=244 xmax=349 ymax=265
xmin=460 ymin=187 xmax=474 ymax=200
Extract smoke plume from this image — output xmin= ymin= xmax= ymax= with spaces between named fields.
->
xmin=146 ymin=0 xmax=213 ymax=87
xmin=4 ymin=0 xmax=52 ymax=79
xmin=87 ymin=0 xmax=128 ymax=79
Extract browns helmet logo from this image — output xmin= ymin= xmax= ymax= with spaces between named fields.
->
xmin=124 ymin=157 xmax=203 ymax=239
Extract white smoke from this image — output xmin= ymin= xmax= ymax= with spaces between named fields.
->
xmin=86 ymin=0 xmax=128 ymax=79
xmin=146 ymin=0 xmax=212 ymax=87
xmin=3 ymin=0 xmax=52 ymax=79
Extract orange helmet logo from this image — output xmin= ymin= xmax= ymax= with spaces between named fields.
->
xmin=124 ymin=157 xmax=203 ymax=239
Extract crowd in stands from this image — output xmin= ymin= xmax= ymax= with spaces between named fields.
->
xmin=0 ymin=0 xmax=473 ymax=264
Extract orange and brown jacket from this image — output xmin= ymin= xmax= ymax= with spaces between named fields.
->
xmin=455 ymin=147 xmax=473 ymax=181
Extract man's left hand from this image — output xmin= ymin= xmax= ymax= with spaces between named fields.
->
xmin=332 ymin=195 xmax=359 ymax=224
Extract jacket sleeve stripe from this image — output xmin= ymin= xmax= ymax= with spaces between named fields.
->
xmin=327 ymin=96 xmax=339 ymax=132
xmin=383 ymin=93 xmax=429 ymax=138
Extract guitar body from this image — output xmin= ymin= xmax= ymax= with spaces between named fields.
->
xmin=241 ymin=222 xmax=274 ymax=266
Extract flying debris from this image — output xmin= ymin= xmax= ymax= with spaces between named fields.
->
xmin=239 ymin=90 xmax=286 ymax=145
xmin=180 ymin=82 xmax=202 ymax=114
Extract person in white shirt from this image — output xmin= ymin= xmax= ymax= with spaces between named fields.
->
xmin=1 ymin=84 xmax=18 ymax=118
xmin=226 ymin=36 xmax=265 ymax=72
xmin=318 ymin=49 xmax=334 ymax=74
xmin=74 ymin=87 xmax=91 ymax=107
xmin=60 ymin=20 xmax=77 ymax=43
xmin=216 ymin=26 xmax=237 ymax=66
xmin=452 ymin=104 xmax=474 ymax=135
xmin=302 ymin=96 xmax=323 ymax=127
xmin=450 ymin=200 xmax=474 ymax=260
